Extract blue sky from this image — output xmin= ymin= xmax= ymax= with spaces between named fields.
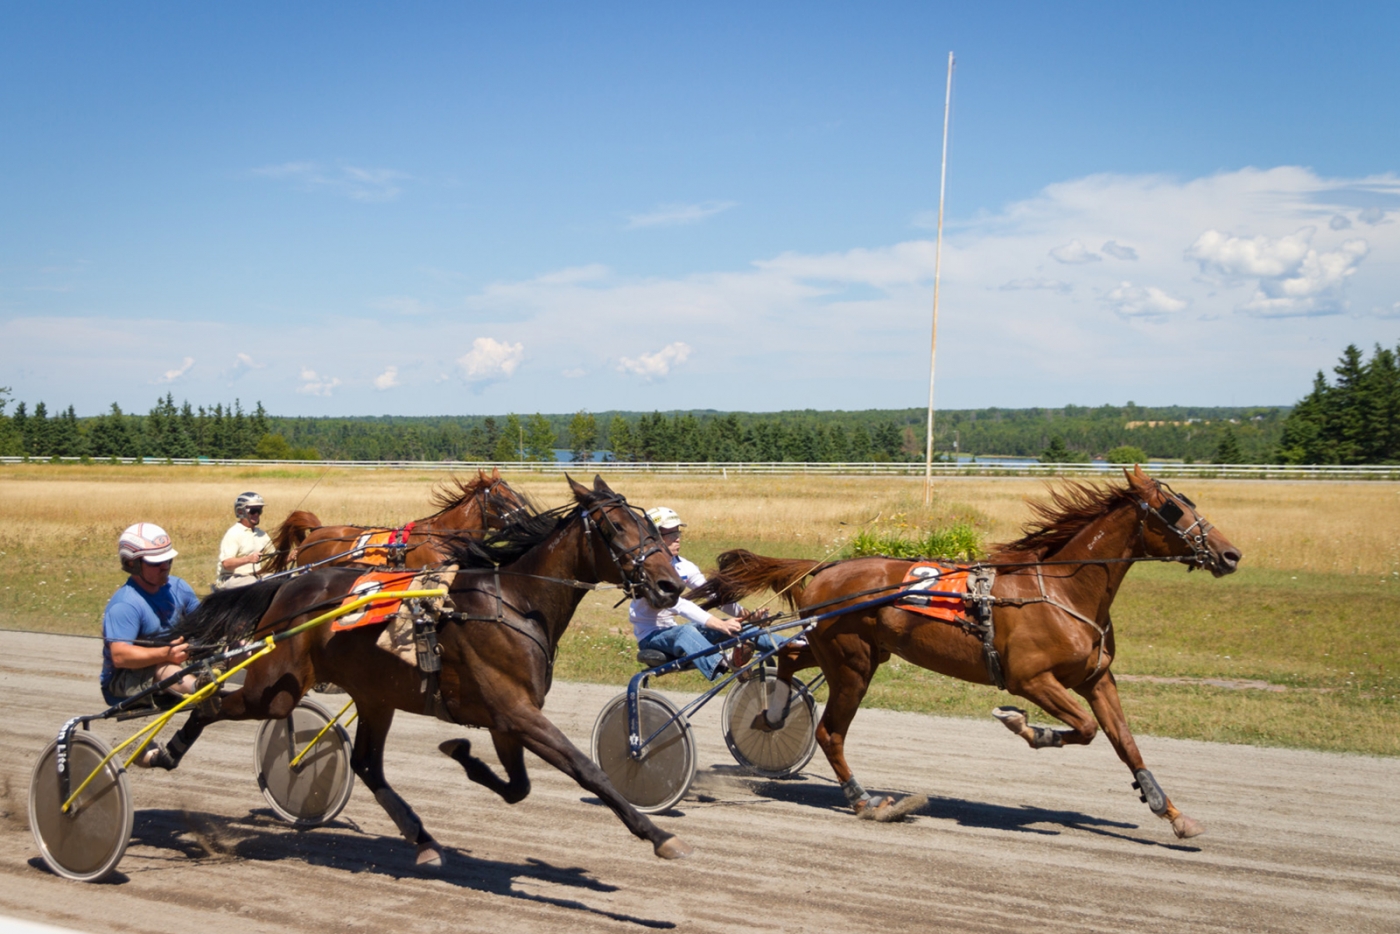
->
xmin=2 ymin=3 xmax=1398 ymax=416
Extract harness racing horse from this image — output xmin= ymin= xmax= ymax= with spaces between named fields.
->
xmin=160 ymin=476 xmax=691 ymax=865
xmin=264 ymin=468 xmax=528 ymax=574
xmin=698 ymin=467 xmax=1241 ymax=838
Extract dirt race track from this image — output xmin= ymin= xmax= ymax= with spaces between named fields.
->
xmin=1 ymin=631 xmax=1397 ymax=934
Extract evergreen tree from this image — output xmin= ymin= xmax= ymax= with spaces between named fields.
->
xmin=1214 ymin=427 xmax=1245 ymax=464
xmin=89 ymin=404 xmax=137 ymax=458
xmin=606 ymin=415 xmax=633 ymax=461
xmin=494 ymin=414 xmax=524 ymax=461
xmin=1040 ymin=435 xmax=1071 ymax=463
xmin=524 ymin=412 xmax=557 ymax=462
xmin=11 ymin=401 xmax=29 ymax=456
xmin=0 ymin=389 xmax=22 ymax=456
xmin=52 ymin=405 xmax=88 ymax=457
xmin=26 ymin=401 xmax=50 ymax=456
xmin=483 ymin=417 xmax=501 ymax=459
xmin=567 ymin=410 xmax=598 ymax=462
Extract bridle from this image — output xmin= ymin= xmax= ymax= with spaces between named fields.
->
xmin=1137 ymin=480 xmax=1221 ymax=573
xmin=478 ymin=477 xmax=530 ymax=528
xmin=579 ymin=493 xmax=669 ymax=601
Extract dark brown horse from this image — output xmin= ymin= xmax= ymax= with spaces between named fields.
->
xmin=161 ymin=476 xmax=691 ymax=865
xmin=264 ymin=468 xmax=528 ymax=573
xmin=699 ymin=467 xmax=1241 ymax=838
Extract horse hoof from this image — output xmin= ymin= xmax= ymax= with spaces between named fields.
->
xmin=415 ymin=842 xmax=445 ymax=869
xmin=992 ymin=706 xmax=1028 ymax=733
xmin=854 ymin=796 xmax=890 ymax=820
xmin=438 ymin=738 xmax=471 ymax=761
xmin=654 ymin=835 xmax=694 ymax=860
xmin=749 ymin=712 xmax=781 ymax=733
xmin=1171 ymin=814 xmax=1205 ymax=839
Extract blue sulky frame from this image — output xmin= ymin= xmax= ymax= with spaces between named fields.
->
xmin=622 ymin=589 xmax=965 ymax=761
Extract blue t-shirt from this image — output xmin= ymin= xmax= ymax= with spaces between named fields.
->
xmin=100 ymin=576 xmax=201 ymax=686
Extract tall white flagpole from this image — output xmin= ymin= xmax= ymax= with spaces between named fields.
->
xmin=923 ymin=51 xmax=955 ymax=506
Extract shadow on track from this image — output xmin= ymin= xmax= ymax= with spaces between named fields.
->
xmin=118 ymin=808 xmax=676 ymax=930
xmin=747 ymin=778 xmax=1203 ymax=852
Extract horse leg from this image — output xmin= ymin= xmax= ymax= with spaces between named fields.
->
xmin=439 ymin=730 xmax=531 ymax=804
xmin=349 ymin=704 xmax=444 ymax=869
xmin=809 ymin=639 xmax=916 ymax=819
xmin=498 ymin=705 xmax=693 ymax=859
xmin=994 ymin=671 xmax=1100 ymax=749
xmin=1078 ymin=673 xmax=1204 ymax=839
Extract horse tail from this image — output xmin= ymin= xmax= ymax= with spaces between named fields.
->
xmin=696 ymin=549 xmax=832 ymax=611
xmin=266 ymin=510 xmax=322 ymax=573
xmin=169 ymin=579 xmax=289 ymax=651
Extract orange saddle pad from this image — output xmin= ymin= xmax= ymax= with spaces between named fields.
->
xmin=350 ymin=523 xmax=415 ymax=566
xmin=331 ymin=570 xmax=419 ymax=631
xmin=896 ymin=563 xmax=970 ymax=623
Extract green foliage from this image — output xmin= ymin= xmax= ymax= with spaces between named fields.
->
xmin=1106 ymin=444 xmax=1148 ymax=464
xmin=524 ymin=413 xmax=557 ymax=462
xmin=567 ymin=410 xmax=597 ymax=462
xmin=846 ymin=522 xmax=983 ymax=561
xmin=1214 ymin=427 xmax=1245 ymax=464
xmin=1277 ymin=342 xmax=1400 ymax=465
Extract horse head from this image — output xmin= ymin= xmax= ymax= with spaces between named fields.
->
xmin=1125 ymin=465 xmax=1242 ymax=577
xmin=568 ymin=474 xmax=683 ymax=608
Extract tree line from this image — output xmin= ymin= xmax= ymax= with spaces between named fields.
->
xmin=0 ymin=342 xmax=1393 ymax=464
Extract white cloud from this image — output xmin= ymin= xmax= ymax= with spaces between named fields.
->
xmin=1102 ymin=240 xmax=1138 ymax=260
xmin=252 ymin=162 xmax=409 ymax=202
xmin=373 ymin=366 xmax=400 ymax=390
xmin=1330 ymin=214 xmax=1353 ymax=230
xmin=297 ymin=368 xmax=341 ymax=396
xmin=1049 ymin=239 xmax=1101 ymax=264
xmin=617 ymin=342 xmax=691 ymax=379
xmin=1187 ymin=227 xmax=1370 ymax=316
xmin=457 ymin=337 xmax=523 ymax=383
xmin=1359 ymin=207 xmax=1386 ymax=225
xmin=155 ymin=357 xmax=194 ymax=383
xmin=229 ymin=352 xmax=265 ymax=380
xmin=626 ymin=201 xmax=737 ymax=229
xmin=1104 ymin=281 xmax=1188 ymax=318
xmin=1000 ymin=278 xmax=1071 ymax=293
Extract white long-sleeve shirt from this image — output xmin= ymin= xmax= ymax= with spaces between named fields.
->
xmin=629 ymin=555 xmax=742 ymax=642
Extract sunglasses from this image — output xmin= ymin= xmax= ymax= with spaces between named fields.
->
xmin=247 ymin=508 xmax=264 ymax=515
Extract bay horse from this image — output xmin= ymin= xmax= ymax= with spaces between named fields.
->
xmin=264 ymin=468 xmax=528 ymax=573
xmin=698 ymin=467 xmax=1241 ymax=839
xmin=159 ymin=476 xmax=692 ymax=865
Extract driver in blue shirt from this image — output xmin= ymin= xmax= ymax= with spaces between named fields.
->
xmin=100 ymin=523 xmax=200 ymax=719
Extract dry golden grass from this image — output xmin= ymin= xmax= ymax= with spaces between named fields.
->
xmin=2 ymin=463 xmax=1396 ymax=755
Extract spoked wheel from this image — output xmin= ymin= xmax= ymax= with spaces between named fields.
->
xmin=29 ymin=732 xmax=134 ymax=882
xmin=590 ymin=690 xmax=696 ymax=814
xmin=722 ymin=673 xmax=819 ymax=778
xmin=254 ymin=698 xmax=354 ymax=827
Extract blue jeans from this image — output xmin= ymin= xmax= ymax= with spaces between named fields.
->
xmin=638 ymin=624 xmax=777 ymax=681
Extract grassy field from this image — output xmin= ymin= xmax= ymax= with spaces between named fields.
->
xmin=1 ymin=463 xmax=1396 ymax=755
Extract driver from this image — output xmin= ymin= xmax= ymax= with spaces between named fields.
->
xmin=629 ymin=507 xmax=771 ymax=680
xmin=213 ymin=491 xmax=274 ymax=590
xmin=100 ymin=523 xmax=199 ymax=715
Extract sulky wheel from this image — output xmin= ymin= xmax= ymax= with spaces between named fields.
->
xmin=722 ymin=674 xmax=819 ymax=779
xmin=29 ymin=732 xmax=134 ymax=882
xmin=590 ymin=690 xmax=696 ymax=814
xmin=254 ymin=698 xmax=354 ymax=827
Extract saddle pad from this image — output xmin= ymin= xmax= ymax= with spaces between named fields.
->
xmin=350 ymin=522 xmax=415 ymax=566
xmin=896 ymin=562 xmax=970 ymax=623
xmin=331 ymin=570 xmax=420 ymax=631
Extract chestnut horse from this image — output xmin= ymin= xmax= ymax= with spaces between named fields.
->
xmin=160 ymin=476 xmax=691 ymax=865
xmin=698 ymin=467 xmax=1241 ymax=839
xmin=264 ymin=468 xmax=528 ymax=573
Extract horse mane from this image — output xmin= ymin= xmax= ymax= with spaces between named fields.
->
xmin=167 ymin=578 xmax=291 ymax=651
xmin=442 ymin=485 xmax=610 ymax=570
xmin=995 ymin=478 xmax=1138 ymax=559
xmin=428 ymin=470 xmax=504 ymax=516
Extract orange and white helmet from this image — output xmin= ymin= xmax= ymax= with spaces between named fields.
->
xmin=118 ymin=522 xmax=178 ymax=564
xmin=645 ymin=506 xmax=685 ymax=532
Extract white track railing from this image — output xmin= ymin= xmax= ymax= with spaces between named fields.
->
xmin=2 ymin=456 xmax=1397 ymax=480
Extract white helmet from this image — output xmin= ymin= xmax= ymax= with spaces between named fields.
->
xmin=645 ymin=506 xmax=685 ymax=531
xmin=235 ymin=491 xmax=265 ymax=519
xmin=118 ymin=522 xmax=178 ymax=564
